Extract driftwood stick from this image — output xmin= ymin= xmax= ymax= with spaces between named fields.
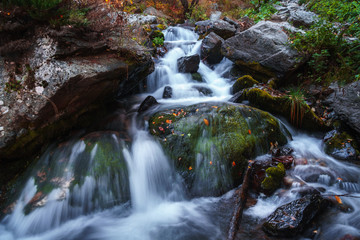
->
xmin=227 ymin=161 xmax=254 ymax=240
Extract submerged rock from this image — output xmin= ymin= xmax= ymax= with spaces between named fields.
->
xmin=191 ymin=73 xmax=203 ymax=82
xmin=263 ymin=194 xmax=329 ymax=237
xmin=149 ymin=102 xmax=289 ymax=196
xmin=192 ymin=85 xmax=213 ymax=96
xmin=200 ymin=32 xmax=224 ymax=65
xmin=177 ymin=54 xmax=200 ymax=73
xmin=221 ymin=21 xmax=299 ymax=79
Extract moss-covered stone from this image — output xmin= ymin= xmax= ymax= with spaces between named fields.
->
xmin=232 ymin=75 xmax=259 ymax=94
xmin=149 ymin=30 xmax=164 ymax=40
xmin=261 ymin=162 xmax=285 ymax=194
xmin=232 ymin=87 xmax=329 ymax=132
xmin=234 ymin=60 xmax=277 ymax=82
xmin=149 ymin=102 xmax=289 ymax=197
xmin=191 ymin=72 xmax=203 ymax=82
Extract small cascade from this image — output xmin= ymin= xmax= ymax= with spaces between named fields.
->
xmin=147 ymin=26 xmax=232 ymax=102
xmin=124 ymin=129 xmax=184 ymax=211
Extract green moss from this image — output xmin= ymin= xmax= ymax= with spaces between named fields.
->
xmin=191 ymin=73 xmax=203 ymax=82
xmin=149 ymin=103 xmax=289 ymax=196
xmin=232 ymin=75 xmax=259 ymax=93
xmin=325 ymin=131 xmax=360 ymax=156
xmin=261 ymin=162 xmax=285 ymax=193
xmin=156 ymin=24 xmax=167 ymax=30
xmin=237 ymin=88 xmax=328 ymax=132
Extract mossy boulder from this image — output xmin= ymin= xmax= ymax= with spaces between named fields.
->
xmin=231 ymin=75 xmax=259 ymax=94
xmin=324 ymin=130 xmax=360 ymax=162
xmin=261 ymin=162 xmax=286 ymax=195
xmin=21 ymin=132 xmax=130 ymax=216
xmin=149 ymin=102 xmax=289 ymax=197
xmin=231 ymin=87 xmax=328 ymax=132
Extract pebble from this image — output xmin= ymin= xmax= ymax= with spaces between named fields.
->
xmin=0 ymin=100 xmax=3 ymax=105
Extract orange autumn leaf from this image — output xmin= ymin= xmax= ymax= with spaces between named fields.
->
xmin=166 ymin=119 xmax=172 ymax=124
xmin=209 ymin=161 xmax=213 ymax=165
xmin=248 ymin=129 xmax=251 ymax=135
xmin=203 ymin=118 xmax=209 ymax=126
xmin=173 ymin=113 xmax=177 ymax=117
xmin=189 ymin=166 xmax=192 ymax=170
xmin=335 ymin=196 xmax=342 ymax=204
xmin=232 ymin=161 xmax=236 ymax=167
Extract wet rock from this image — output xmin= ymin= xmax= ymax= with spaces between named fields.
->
xmin=231 ymin=75 xmax=258 ymax=94
xmin=221 ymin=21 xmax=299 ymax=79
xmin=271 ymin=146 xmax=294 ymax=157
xmin=162 ymin=86 xmax=173 ymax=99
xmin=272 ymin=155 xmax=294 ymax=169
xmin=149 ymin=103 xmax=289 ymax=197
xmin=293 ymin=165 xmax=336 ymax=184
xmin=324 ymin=130 xmax=359 ymax=162
xmin=294 ymin=157 xmax=308 ymax=166
xmin=191 ymin=73 xmax=203 ymax=82
xmin=177 ymin=54 xmax=200 ymax=73
xmin=138 ymin=96 xmax=159 ymax=113
xmin=192 ymin=85 xmax=213 ymax=96
xmin=195 ymin=20 xmax=236 ymax=39
xmin=325 ymin=82 xmax=360 ymax=142
xmin=200 ymin=32 xmax=224 ymax=65
xmin=263 ymin=194 xmax=329 ymax=237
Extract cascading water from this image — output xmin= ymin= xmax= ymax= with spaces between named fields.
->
xmin=1 ymin=26 xmax=360 ymax=240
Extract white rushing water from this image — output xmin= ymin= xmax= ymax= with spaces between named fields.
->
xmin=1 ymin=26 xmax=360 ymax=240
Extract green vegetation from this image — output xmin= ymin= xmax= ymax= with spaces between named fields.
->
xmin=185 ymin=5 xmax=208 ymax=22
xmin=226 ymin=0 xmax=278 ymax=22
xmin=291 ymin=0 xmax=360 ymax=85
xmin=152 ymin=36 xmax=164 ymax=47
xmin=285 ymin=87 xmax=308 ymax=127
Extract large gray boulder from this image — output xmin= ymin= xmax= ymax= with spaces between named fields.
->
xmin=195 ymin=20 xmax=236 ymax=39
xmin=221 ymin=21 xmax=299 ymax=79
xmin=288 ymin=9 xmax=317 ymax=27
xmin=201 ymin=32 xmax=224 ymax=65
xmin=325 ymin=82 xmax=360 ymax=139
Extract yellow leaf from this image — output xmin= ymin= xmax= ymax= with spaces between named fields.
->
xmin=189 ymin=166 xmax=192 ymax=170
xmin=203 ymin=118 xmax=209 ymax=126
xmin=335 ymin=196 xmax=342 ymax=204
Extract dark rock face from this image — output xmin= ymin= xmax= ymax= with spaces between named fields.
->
xmin=177 ymin=54 xmax=200 ymax=73
xmin=221 ymin=21 xmax=299 ymax=79
xmin=162 ymin=86 xmax=173 ymax=99
xmin=0 ymin=26 xmax=154 ymax=186
xmin=263 ymin=194 xmax=329 ymax=237
xmin=323 ymin=130 xmax=359 ymax=162
xmin=192 ymin=85 xmax=213 ymax=96
xmin=200 ymin=32 xmax=224 ymax=65
xmin=195 ymin=20 xmax=236 ymax=39
xmin=325 ymin=82 xmax=360 ymax=140
xmin=138 ymin=96 xmax=158 ymax=113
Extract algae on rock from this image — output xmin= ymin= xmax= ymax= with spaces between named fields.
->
xmin=149 ymin=102 xmax=290 ymax=197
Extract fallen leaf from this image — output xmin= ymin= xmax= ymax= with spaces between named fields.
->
xmin=335 ymin=195 xmax=342 ymax=204
xmin=232 ymin=161 xmax=236 ymax=167
xmin=159 ymin=126 xmax=164 ymax=131
xmin=209 ymin=161 xmax=212 ymax=165
xmin=189 ymin=166 xmax=192 ymax=170
xmin=248 ymin=129 xmax=251 ymax=135
xmin=203 ymin=118 xmax=209 ymax=126
xmin=212 ymin=106 xmax=218 ymax=109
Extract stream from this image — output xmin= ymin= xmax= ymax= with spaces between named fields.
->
xmin=0 ymin=26 xmax=359 ymax=240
